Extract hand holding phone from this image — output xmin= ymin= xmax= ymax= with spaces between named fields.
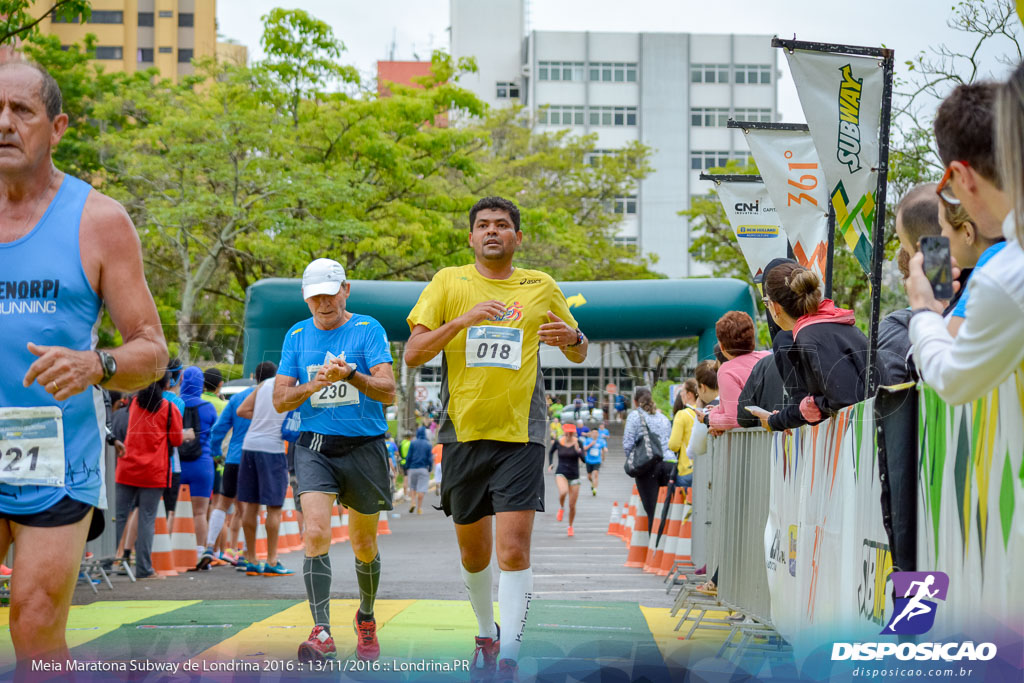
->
xmin=919 ymin=236 xmax=954 ymax=300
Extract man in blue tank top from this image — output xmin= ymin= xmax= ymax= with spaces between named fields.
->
xmin=273 ymin=258 xmax=396 ymax=663
xmin=0 ymin=62 xmax=167 ymax=668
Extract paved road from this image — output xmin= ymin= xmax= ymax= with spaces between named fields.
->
xmin=74 ymin=431 xmax=670 ymax=607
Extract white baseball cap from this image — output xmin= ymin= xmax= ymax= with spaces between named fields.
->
xmin=302 ymin=258 xmax=346 ymax=300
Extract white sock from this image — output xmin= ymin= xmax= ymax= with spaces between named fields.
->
xmin=196 ymin=544 xmax=204 ymax=555
xmin=206 ymin=508 xmax=227 ymax=548
xmin=498 ymin=567 xmax=533 ymax=662
xmin=461 ymin=564 xmax=498 ymax=639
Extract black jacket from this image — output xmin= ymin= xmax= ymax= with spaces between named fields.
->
xmin=769 ymin=323 xmax=867 ymax=431
xmin=737 ymin=352 xmax=786 ymax=428
xmin=877 ymin=308 xmax=916 ymax=386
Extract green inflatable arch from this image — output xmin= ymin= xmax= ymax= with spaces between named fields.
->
xmin=242 ymin=278 xmax=757 ymax=374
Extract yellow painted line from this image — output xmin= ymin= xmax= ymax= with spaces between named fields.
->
xmin=0 ymin=600 xmax=198 ymax=666
xmin=639 ymin=605 xmax=732 ymax=664
xmin=192 ymin=599 xmax=415 ymax=662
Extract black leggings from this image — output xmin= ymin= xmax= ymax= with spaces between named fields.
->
xmin=635 ymin=471 xmax=661 ymax=524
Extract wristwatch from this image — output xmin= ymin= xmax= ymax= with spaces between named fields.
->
xmin=343 ymin=365 xmax=357 ymax=381
xmin=96 ymin=350 xmax=117 ymax=384
xmin=566 ymin=328 xmax=585 ymax=348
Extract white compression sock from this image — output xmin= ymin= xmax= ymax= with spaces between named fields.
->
xmin=206 ymin=508 xmax=227 ymax=548
xmin=498 ymin=567 xmax=533 ymax=662
xmin=461 ymin=564 xmax=498 ymax=639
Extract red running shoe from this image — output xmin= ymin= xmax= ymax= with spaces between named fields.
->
xmin=494 ymin=658 xmax=519 ymax=683
xmin=353 ymin=611 xmax=380 ymax=661
xmin=297 ymin=626 xmax=336 ymax=661
xmin=469 ymin=624 xmax=499 ymax=682
xmin=567 ymin=526 xmax=574 ymax=537
xmin=556 ymin=508 xmax=564 ymax=522
xmin=0 ymin=565 xmax=11 ymax=576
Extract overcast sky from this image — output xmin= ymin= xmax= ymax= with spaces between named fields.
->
xmin=216 ymin=0 xmax=1019 ymax=121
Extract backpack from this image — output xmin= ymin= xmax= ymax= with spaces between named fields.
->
xmin=178 ymin=405 xmax=203 ymax=462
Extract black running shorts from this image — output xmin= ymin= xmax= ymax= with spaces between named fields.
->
xmin=0 ymin=495 xmax=104 ymax=541
xmin=294 ymin=433 xmax=393 ymax=515
xmin=440 ymin=440 xmax=545 ymax=525
xmin=219 ymin=463 xmax=240 ymax=499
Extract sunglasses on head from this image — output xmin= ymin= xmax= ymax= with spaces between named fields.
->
xmin=936 ymin=161 xmax=968 ymax=207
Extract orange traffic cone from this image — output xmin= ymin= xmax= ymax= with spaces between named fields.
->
xmin=607 ymin=501 xmax=621 ymax=537
xmin=151 ymin=500 xmax=178 ymax=577
xmin=280 ymin=488 xmax=301 ymax=553
xmin=331 ymin=504 xmax=349 ymax=544
xmin=254 ymin=507 xmax=269 ymax=560
xmin=644 ymin=487 xmax=669 ymax=573
xmin=377 ymin=508 xmax=392 ymax=536
xmin=620 ymin=487 xmax=639 ymax=542
xmin=171 ymin=485 xmax=197 ymax=571
xmin=658 ymin=488 xmax=687 ymax=576
xmin=624 ymin=501 xmax=650 ymax=568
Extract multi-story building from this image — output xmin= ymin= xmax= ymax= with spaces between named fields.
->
xmin=450 ymin=0 xmax=779 ymax=279
xmin=30 ymin=0 xmax=226 ymax=82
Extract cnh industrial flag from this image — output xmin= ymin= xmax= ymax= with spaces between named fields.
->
xmin=716 ymin=181 xmax=789 ymax=280
xmin=785 ymin=49 xmax=884 ymax=274
xmin=743 ymin=128 xmax=830 ymax=280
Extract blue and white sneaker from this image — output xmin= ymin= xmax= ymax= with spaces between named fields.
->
xmin=261 ymin=561 xmax=294 ymax=577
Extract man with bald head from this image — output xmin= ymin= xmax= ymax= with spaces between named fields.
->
xmin=0 ymin=60 xmax=167 ymax=669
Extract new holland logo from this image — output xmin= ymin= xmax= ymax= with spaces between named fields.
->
xmin=837 ymin=64 xmax=864 ymax=173
xmin=736 ymin=225 xmax=779 ymax=239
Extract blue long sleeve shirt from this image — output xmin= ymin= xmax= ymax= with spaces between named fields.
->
xmin=208 ymin=386 xmax=255 ymax=465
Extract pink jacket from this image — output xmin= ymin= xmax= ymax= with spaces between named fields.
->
xmin=708 ymin=350 xmax=771 ymax=431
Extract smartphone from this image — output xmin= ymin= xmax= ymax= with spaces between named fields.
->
xmin=920 ymin=236 xmax=954 ymax=300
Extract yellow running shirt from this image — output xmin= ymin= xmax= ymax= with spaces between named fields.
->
xmin=407 ymin=264 xmax=578 ymax=444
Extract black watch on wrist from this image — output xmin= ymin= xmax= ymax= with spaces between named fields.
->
xmin=96 ymin=350 xmax=117 ymax=384
xmin=343 ymin=365 xmax=357 ymax=381
xmin=566 ymin=328 xmax=585 ymax=348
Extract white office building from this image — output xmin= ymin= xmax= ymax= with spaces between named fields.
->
xmin=450 ymin=0 xmax=779 ymax=279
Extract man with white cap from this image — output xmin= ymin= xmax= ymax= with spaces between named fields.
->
xmin=272 ymin=258 xmax=396 ymax=662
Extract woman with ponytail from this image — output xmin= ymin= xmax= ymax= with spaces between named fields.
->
xmin=622 ymin=386 xmax=672 ymax=523
xmin=759 ymin=263 xmax=868 ymax=431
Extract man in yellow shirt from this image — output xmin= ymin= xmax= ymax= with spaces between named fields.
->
xmin=405 ymin=196 xmax=588 ymax=683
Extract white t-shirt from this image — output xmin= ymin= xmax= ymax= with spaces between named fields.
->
xmin=241 ymin=378 xmax=287 ymax=454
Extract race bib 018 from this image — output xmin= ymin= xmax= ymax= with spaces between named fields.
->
xmin=465 ymin=326 xmax=523 ymax=370
xmin=0 ymin=407 xmax=65 ymax=487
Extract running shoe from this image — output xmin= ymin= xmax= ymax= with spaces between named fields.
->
xmin=353 ymin=611 xmax=380 ymax=661
xmin=298 ymin=626 xmax=337 ymax=661
xmin=236 ymin=560 xmax=253 ymax=573
xmin=567 ymin=526 xmax=574 ymax=537
xmin=195 ymin=548 xmax=215 ymax=571
xmin=417 ymin=508 xmax=423 ymax=515
xmin=592 ymin=487 xmax=597 ymax=497
xmin=494 ymin=659 xmax=519 ymax=683
xmin=246 ymin=561 xmax=265 ymax=577
xmin=0 ymin=565 xmax=11 ymax=576
xmin=261 ymin=561 xmax=294 ymax=577
xmin=556 ymin=508 xmax=564 ymax=522
xmin=469 ymin=624 xmax=500 ymax=683
xmin=694 ymin=565 xmax=707 ymax=576
xmin=409 ymin=505 xmax=416 ymax=514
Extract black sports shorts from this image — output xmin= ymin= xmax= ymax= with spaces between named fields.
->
xmin=440 ymin=440 xmax=545 ymax=525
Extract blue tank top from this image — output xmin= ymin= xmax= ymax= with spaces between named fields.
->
xmin=0 ymin=175 xmax=105 ymax=514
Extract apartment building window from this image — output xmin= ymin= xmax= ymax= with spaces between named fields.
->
xmin=178 ymin=49 xmax=194 ymax=63
xmin=733 ymin=107 xmax=772 ymax=122
xmin=735 ymin=64 xmax=772 ymax=85
xmin=585 ymin=149 xmax=616 ymax=166
xmin=538 ymin=61 xmax=584 ymax=82
xmin=538 ymin=105 xmax=584 ymax=126
xmin=613 ymin=196 xmax=638 ymax=215
xmin=94 ymin=46 xmax=123 ymax=60
xmin=158 ymin=46 xmax=173 ymax=54
xmin=158 ymin=10 xmax=173 ymax=18
xmin=690 ymin=107 xmax=730 ymax=127
xmin=589 ymin=62 xmax=637 ymax=83
xmin=690 ymin=150 xmax=744 ymax=171
xmin=496 ymin=81 xmax=520 ymax=99
xmin=613 ymin=235 xmax=638 ymax=252
xmin=178 ymin=13 xmax=194 ymax=27
xmin=138 ymin=12 xmax=154 ymax=27
xmin=138 ymin=48 xmax=154 ymax=63
xmin=88 ymin=10 xmax=123 ymax=24
xmin=51 ymin=15 xmax=80 ymax=23
xmin=690 ymin=63 xmax=730 ymax=84
xmin=589 ymin=105 xmax=637 ymax=127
